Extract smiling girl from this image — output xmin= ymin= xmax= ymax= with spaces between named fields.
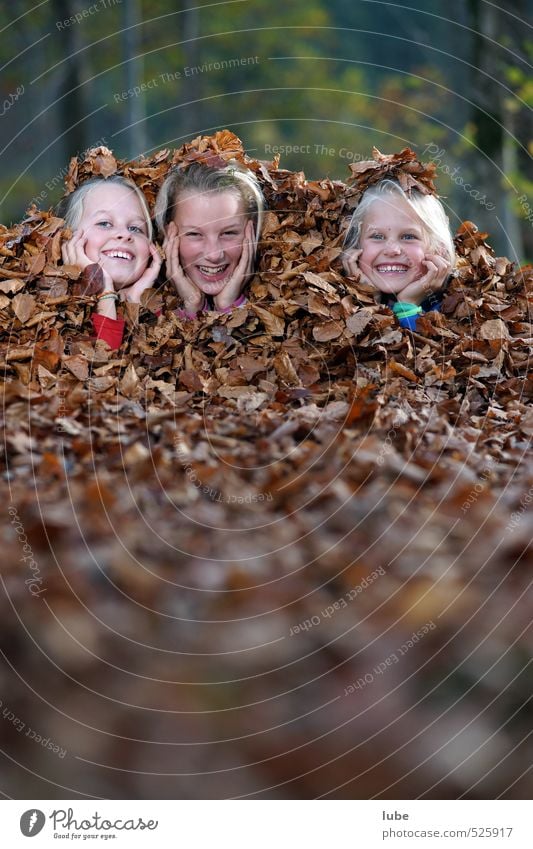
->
xmin=154 ymin=162 xmax=264 ymax=317
xmin=342 ymin=178 xmax=455 ymax=329
xmin=59 ymin=176 xmax=161 ymax=349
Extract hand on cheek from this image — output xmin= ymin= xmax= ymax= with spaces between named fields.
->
xmin=399 ymin=253 xmax=450 ymax=305
xmin=342 ymin=249 xmax=363 ymax=280
xmin=163 ymin=221 xmax=205 ymax=314
xmin=213 ymin=220 xmax=255 ymax=311
xmin=122 ymin=243 xmax=162 ymax=305
xmin=62 ymin=229 xmax=114 ymax=292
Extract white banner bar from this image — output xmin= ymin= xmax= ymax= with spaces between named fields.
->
xmin=1 ymin=800 xmax=530 ymax=847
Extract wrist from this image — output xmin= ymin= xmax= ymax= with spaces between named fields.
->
xmin=396 ymin=292 xmax=429 ymax=307
xmin=183 ymin=294 xmax=205 ymax=315
xmin=392 ymin=301 xmax=423 ymax=319
xmin=214 ymin=293 xmax=247 ymax=313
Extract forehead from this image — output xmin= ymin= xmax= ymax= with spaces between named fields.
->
xmin=174 ymin=189 xmax=244 ymax=224
xmin=363 ymin=196 xmax=423 ymax=230
xmin=82 ymin=183 xmax=144 ymax=217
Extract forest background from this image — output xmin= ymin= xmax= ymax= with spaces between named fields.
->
xmin=1 ymin=0 xmax=532 ymax=261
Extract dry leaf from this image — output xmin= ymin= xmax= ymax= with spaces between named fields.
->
xmin=12 ymin=293 xmax=36 ymax=323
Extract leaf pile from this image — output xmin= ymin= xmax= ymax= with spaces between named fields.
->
xmin=347 ymin=146 xmax=439 ymax=198
xmin=0 ymin=133 xmax=532 ymax=799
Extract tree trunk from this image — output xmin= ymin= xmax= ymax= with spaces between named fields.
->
xmin=50 ymin=0 xmax=86 ymax=160
xmin=123 ymin=0 xmax=147 ymax=159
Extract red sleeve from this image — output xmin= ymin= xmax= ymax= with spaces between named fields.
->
xmin=91 ymin=313 xmax=125 ymax=351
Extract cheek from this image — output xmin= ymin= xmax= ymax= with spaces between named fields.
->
xmin=176 ymin=239 xmax=196 ymax=265
xmin=358 ymin=245 xmax=376 ymax=268
xmin=80 ymin=225 xmax=106 ymax=260
xmin=409 ymin=245 xmax=427 ymax=270
xmin=136 ymin=240 xmax=151 ymax=265
xmin=226 ymin=240 xmax=244 ymax=263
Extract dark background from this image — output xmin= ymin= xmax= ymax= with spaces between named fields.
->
xmin=1 ymin=0 xmax=532 ymax=257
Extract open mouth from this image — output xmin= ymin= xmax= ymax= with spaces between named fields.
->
xmin=102 ymin=250 xmax=134 ymax=262
xmin=195 ymin=263 xmax=231 ymax=284
xmin=375 ymin=264 xmax=410 ymax=273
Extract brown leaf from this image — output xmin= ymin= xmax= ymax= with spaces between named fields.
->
xmin=63 ymin=354 xmax=89 ymax=380
xmin=273 ymin=352 xmax=301 ymax=386
xmin=346 ymin=309 xmax=373 ymax=337
xmin=120 ymin=364 xmax=141 ymax=398
xmin=34 ymin=346 xmax=61 ymax=372
xmin=179 ymin=369 xmax=205 ymax=392
xmin=91 ymin=147 xmax=118 ymax=177
xmin=37 ymin=365 xmax=58 ymax=389
xmin=307 ymin=292 xmax=331 ymax=317
xmin=27 ymin=252 xmax=46 ymax=276
xmin=389 ymin=360 xmax=420 ymax=383
xmin=72 ymin=264 xmax=104 ymax=296
xmin=313 ymin=321 xmax=343 ymax=341
xmin=479 ymin=319 xmax=510 ymax=341
xmin=252 ymin=305 xmax=285 ymax=336
xmin=0 ymin=278 xmax=25 ymax=294
xmin=12 ymin=293 xmax=36 ymax=323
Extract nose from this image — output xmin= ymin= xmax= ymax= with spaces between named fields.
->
xmin=384 ymin=238 xmax=402 ymax=255
xmin=203 ymin=238 xmax=225 ymax=262
xmin=115 ymin=224 xmax=133 ymax=240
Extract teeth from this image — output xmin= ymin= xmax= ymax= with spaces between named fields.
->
xmin=376 ymin=265 xmax=408 ymax=272
xmin=199 ymin=265 xmax=226 ymax=276
xmin=105 ymin=251 xmax=133 ymax=261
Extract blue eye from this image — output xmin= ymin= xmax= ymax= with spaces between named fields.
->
xmin=402 ymin=233 xmax=420 ymax=240
xmin=129 ymin=224 xmax=145 ymax=234
xmin=369 ymin=233 xmax=384 ymax=240
xmin=96 ymin=220 xmax=111 ymax=228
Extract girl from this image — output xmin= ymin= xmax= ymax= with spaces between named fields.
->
xmin=59 ymin=175 xmax=162 ymax=350
xmin=342 ymin=178 xmax=455 ymax=330
xmin=154 ymin=161 xmax=264 ymax=317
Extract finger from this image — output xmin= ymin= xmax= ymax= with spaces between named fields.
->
xmin=149 ymin=248 xmax=163 ymax=277
xmin=245 ymin=221 xmax=256 ymax=270
xmin=240 ymin=227 xmax=253 ymax=273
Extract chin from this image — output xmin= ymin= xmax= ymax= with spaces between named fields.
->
xmin=196 ymin=281 xmax=227 ymax=296
xmin=113 ymin=281 xmax=133 ymax=291
xmin=372 ymin=277 xmax=416 ymax=295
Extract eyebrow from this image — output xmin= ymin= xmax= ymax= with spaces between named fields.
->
xmin=91 ymin=209 xmax=145 ymax=220
xmin=366 ymin=224 xmax=422 ymax=232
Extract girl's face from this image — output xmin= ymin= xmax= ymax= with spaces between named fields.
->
xmin=173 ymin=190 xmax=247 ymax=297
xmin=358 ymin=196 xmax=429 ymax=295
xmin=78 ymin=184 xmax=151 ymax=289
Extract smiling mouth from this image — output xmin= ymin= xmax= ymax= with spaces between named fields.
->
xmin=375 ymin=264 xmax=410 ymax=273
xmin=103 ymin=250 xmax=134 ymax=261
xmin=198 ymin=264 xmax=229 ymax=277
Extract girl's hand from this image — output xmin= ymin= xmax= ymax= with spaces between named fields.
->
xmin=122 ymin=244 xmax=163 ymax=305
xmin=399 ymin=253 xmax=450 ymax=306
xmin=62 ymin=229 xmax=114 ymax=291
xmin=342 ymin=248 xmax=363 ymax=280
xmin=213 ymin=220 xmax=255 ymax=311
xmin=163 ymin=221 xmax=205 ymax=314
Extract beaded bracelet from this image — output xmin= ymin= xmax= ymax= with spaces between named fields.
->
xmin=97 ymin=292 xmax=119 ymax=302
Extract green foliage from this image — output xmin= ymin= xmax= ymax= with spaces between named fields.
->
xmin=0 ymin=0 xmax=530 ymax=259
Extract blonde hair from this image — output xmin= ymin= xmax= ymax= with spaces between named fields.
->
xmin=343 ymin=178 xmax=455 ymax=268
xmin=57 ymin=175 xmax=153 ymax=240
xmin=154 ymin=160 xmax=264 ymax=246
